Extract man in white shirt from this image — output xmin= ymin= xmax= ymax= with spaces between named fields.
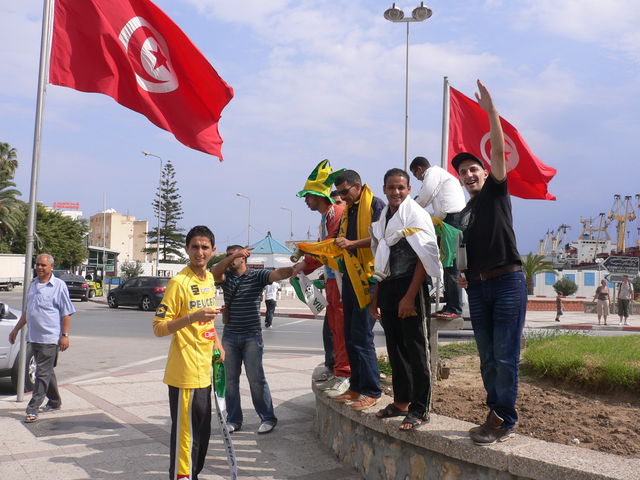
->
xmin=264 ymin=282 xmax=279 ymax=328
xmin=410 ymin=156 xmax=466 ymax=318
xmin=617 ymin=275 xmax=634 ymax=326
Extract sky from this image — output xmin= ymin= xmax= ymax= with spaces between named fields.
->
xmin=2 ymin=0 xmax=640 ymax=255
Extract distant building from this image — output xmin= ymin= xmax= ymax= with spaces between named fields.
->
xmin=89 ymin=209 xmax=149 ymax=265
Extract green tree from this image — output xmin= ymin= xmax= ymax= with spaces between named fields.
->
xmin=8 ymin=204 xmax=89 ymax=268
xmin=120 ymin=260 xmax=144 ymax=281
xmin=0 ymin=142 xmax=23 ymax=247
xmin=521 ymin=253 xmax=557 ymax=295
xmin=553 ymin=276 xmax=578 ymax=296
xmin=0 ymin=142 xmax=18 ymax=178
xmin=144 ymin=160 xmax=185 ymax=262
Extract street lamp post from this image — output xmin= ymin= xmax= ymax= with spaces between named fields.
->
xmin=236 ymin=193 xmax=251 ymax=246
xmin=142 ymin=151 xmax=163 ymax=275
xmin=280 ymin=207 xmax=293 ymax=240
xmin=383 ymin=2 xmax=432 ymax=171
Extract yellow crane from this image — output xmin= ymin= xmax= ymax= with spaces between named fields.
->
xmin=608 ymin=194 xmax=636 ymax=253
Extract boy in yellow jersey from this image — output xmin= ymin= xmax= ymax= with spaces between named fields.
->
xmin=153 ymin=225 xmax=224 ymax=480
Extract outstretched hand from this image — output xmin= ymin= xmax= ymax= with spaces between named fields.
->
xmin=474 ymin=79 xmax=497 ymax=114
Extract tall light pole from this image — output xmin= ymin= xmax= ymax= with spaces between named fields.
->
xmin=236 ymin=193 xmax=251 ymax=246
xmin=383 ymin=2 xmax=432 ymax=171
xmin=142 ymin=151 xmax=163 ymax=275
xmin=281 ymin=207 xmax=293 ymax=240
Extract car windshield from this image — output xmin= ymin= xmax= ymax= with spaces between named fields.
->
xmin=57 ymin=273 xmax=85 ymax=282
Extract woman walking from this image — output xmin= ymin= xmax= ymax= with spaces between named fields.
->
xmin=592 ymin=280 xmax=610 ymax=325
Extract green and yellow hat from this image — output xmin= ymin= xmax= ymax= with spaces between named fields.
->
xmin=296 ymin=159 xmax=344 ymax=202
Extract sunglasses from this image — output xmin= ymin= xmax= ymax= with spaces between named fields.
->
xmin=336 ymin=185 xmax=355 ymax=197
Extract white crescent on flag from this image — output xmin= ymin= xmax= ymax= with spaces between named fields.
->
xmin=480 ymin=132 xmax=520 ymax=172
xmin=118 ymin=16 xmax=178 ymax=93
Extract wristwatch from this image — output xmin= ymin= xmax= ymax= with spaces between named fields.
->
xmin=61 ymin=333 xmax=70 ymax=337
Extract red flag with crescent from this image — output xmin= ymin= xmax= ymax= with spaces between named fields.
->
xmin=49 ymin=0 xmax=234 ymax=160
xmin=448 ymin=86 xmax=556 ymax=200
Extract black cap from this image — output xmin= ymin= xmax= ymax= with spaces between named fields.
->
xmin=451 ymin=152 xmax=485 ymax=172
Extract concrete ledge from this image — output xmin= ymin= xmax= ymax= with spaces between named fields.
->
xmin=312 ymin=382 xmax=640 ymax=480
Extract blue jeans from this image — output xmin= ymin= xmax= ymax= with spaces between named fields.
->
xmin=222 ymin=331 xmax=277 ymax=426
xmin=341 ymin=277 xmax=381 ymax=398
xmin=467 ymin=271 xmax=527 ymax=428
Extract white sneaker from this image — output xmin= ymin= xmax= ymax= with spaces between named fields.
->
xmin=325 ymin=377 xmax=350 ymax=398
xmin=317 ymin=376 xmax=339 ymax=391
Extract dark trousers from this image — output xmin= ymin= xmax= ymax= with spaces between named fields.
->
xmin=379 ymin=277 xmax=431 ymax=416
xmin=322 ymin=312 xmax=334 ymax=370
xmin=168 ymin=385 xmax=211 ymax=480
xmin=442 ymin=212 xmax=463 ymax=315
xmin=26 ymin=342 xmax=61 ymax=415
xmin=341 ymin=276 xmax=381 ymax=398
xmin=265 ymin=299 xmax=276 ymax=326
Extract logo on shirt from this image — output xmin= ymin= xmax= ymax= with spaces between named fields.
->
xmin=190 ymin=285 xmax=200 ymax=295
xmin=201 ymin=328 xmax=216 ymax=341
xmin=188 ymin=297 xmax=216 ymax=310
xmin=155 ymin=303 xmax=168 ymax=318
xmin=201 ymin=287 xmax=211 ymax=293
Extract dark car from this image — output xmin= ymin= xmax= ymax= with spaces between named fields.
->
xmin=55 ymin=272 xmax=90 ymax=302
xmin=107 ymin=276 xmax=170 ymax=311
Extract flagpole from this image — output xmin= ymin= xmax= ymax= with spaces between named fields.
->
xmin=17 ymin=0 xmax=55 ymax=401
xmin=440 ymin=76 xmax=450 ymax=169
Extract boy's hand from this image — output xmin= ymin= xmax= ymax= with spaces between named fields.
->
xmin=190 ymin=307 xmax=218 ymax=323
xmin=398 ymin=295 xmax=418 ymax=319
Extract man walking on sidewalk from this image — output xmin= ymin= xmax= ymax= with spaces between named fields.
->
xmin=213 ymin=245 xmax=293 ymax=434
xmin=263 ymin=281 xmax=279 ymax=328
xmin=617 ymin=275 xmax=634 ymax=326
xmin=455 ymin=80 xmax=527 ymax=446
xmin=9 ymin=253 xmax=75 ymax=423
xmin=293 ymin=160 xmax=351 ymax=398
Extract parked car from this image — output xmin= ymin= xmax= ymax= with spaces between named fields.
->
xmin=54 ymin=272 xmax=90 ymax=301
xmin=107 ymin=276 xmax=170 ymax=311
xmin=0 ymin=302 xmax=36 ymax=393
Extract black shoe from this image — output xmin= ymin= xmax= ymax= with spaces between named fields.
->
xmin=469 ymin=411 xmax=514 ymax=446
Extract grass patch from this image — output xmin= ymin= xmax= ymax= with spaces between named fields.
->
xmin=377 ymin=355 xmax=393 ymax=377
xmin=522 ymin=334 xmax=640 ymax=392
xmin=438 ymin=341 xmax=477 ymax=359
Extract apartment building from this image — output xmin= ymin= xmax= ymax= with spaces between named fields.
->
xmin=89 ymin=209 xmax=149 ymax=265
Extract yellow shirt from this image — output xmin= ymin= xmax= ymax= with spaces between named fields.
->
xmin=153 ymin=266 xmax=217 ymax=389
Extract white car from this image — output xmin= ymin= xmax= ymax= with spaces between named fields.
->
xmin=0 ymin=302 xmax=36 ymax=392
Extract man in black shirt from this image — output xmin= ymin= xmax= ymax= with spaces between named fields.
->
xmin=454 ymin=80 xmax=527 ymax=446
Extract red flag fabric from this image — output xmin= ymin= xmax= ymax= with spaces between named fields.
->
xmin=448 ymin=86 xmax=556 ymax=200
xmin=49 ymin=0 xmax=233 ymax=160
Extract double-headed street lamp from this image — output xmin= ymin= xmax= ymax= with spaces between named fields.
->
xmin=383 ymin=2 xmax=432 ymax=171
xmin=236 ymin=193 xmax=251 ymax=246
xmin=281 ymin=207 xmax=293 ymax=240
xmin=142 ymin=151 xmax=163 ymax=275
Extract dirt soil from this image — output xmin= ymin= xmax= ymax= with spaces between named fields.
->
xmin=428 ymin=355 xmax=640 ymax=457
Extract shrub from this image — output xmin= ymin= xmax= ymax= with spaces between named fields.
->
xmin=553 ymin=276 xmax=578 ymax=296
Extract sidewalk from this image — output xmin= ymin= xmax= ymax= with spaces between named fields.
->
xmin=0 ymin=349 xmax=360 ymax=479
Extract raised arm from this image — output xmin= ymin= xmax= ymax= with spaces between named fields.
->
xmin=475 ymin=79 xmax=506 ymax=182
xmin=269 ymin=266 xmax=294 ymax=283
xmin=211 ymin=248 xmax=251 ymax=283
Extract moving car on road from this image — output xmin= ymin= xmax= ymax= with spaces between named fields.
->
xmin=0 ymin=302 xmax=35 ymax=393
xmin=107 ymin=276 xmax=169 ymax=311
xmin=54 ymin=272 xmax=90 ymax=302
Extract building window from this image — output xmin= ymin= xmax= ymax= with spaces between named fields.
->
xmin=565 ymin=273 xmax=576 ymax=283
xmin=545 ymin=273 xmax=556 ymax=285
xmin=583 ymin=272 xmax=595 ymax=287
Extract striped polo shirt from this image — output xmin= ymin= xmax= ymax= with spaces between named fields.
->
xmin=221 ymin=268 xmax=271 ymax=334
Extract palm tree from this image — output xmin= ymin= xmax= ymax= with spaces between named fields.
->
xmin=0 ymin=143 xmax=18 ymax=178
xmin=521 ymin=253 xmax=556 ymax=295
xmin=0 ymin=177 xmax=23 ymax=242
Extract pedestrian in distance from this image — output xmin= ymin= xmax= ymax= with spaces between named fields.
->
xmin=263 ymin=281 xmax=279 ymax=328
xmin=212 ymin=244 xmax=294 ymax=434
xmin=554 ymin=294 xmax=563 ymax=322
xmin=152 ymin=225 xmax=225 ymax=480
xmin=8 ymin=253 xmax=75 ymax=423
xmin=369 ymin=168 xmax=442 ymax=430
xmin=455 ymin=80 xmax=527 ymax=446
xmin=592 ymin=279 xmax=610 ymax=325
xmin=617 ymin=274 xmax=634 ymax=326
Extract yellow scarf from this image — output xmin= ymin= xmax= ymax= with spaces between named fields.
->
xmin=299 ymin=184 xmax=376 ymax=309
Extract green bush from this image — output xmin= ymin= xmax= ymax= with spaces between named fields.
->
xmin=553 ymin=276 xmax=578 ymax=296
xmin=522 ymin=334 xmax=640 ymax=392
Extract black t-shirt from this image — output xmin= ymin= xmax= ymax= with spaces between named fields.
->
xmin=345 ymin=196 xmax=385 ymax=241
xmin=460 ymin=175 xmax=521 ymax=276
xmin=383 ymin=208 xmax=417 ymax=280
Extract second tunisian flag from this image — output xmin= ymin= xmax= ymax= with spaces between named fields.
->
xmin=49 ymin=0 xmax=234 ymax=160
xmin=448 ymin=86 xmax=556 ymax=200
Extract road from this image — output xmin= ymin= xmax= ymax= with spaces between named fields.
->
xmin=0 ymin=288 xmax=386 ymax=397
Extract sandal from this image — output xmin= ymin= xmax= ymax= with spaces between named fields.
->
xmin=24 ymin=414 xmax=38 ymax=423
xmin=399 ymin=412 xmax=427 ymax=431
xmin=433 ymin=312 xmax=459 ymax=319
xmin=376 ymin=403 xmax=409 ymax=418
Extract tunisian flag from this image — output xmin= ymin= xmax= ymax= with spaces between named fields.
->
xmin=448 ymin=86 xmax=556 ymax=200
xmin=49 ymin=0 xmax=234 ymax=160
